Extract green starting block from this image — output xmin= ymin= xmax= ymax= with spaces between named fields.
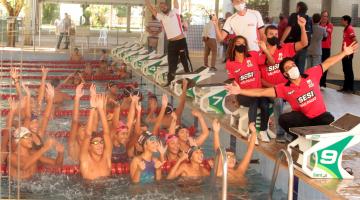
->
xmin=288 ymin=113 xmax=360 ymax=179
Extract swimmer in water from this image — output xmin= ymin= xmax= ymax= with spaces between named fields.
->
xmin=8 ymin=127 xmax=64 ymax=180
xmin=82 ymin=63 xmax=93 ymax=77
xmin=80 ymin=93 xmax=112 ymax=180
xmin=70 ymin=47 xmax=83 ymax=62
xmin=62 ymin=71 xmax=85 ymax=86
xmin=163 ymin=113 xmax=181 ymax=162
xmin=146 ymin=79 xmax=188 ymax=129
xmin=212 ymin=119 xmax=257 ymax=183
xmin=130 ymin=131 xmax=165 ymax=183
xmin=120 ymin=86 xmax=141 ymax=111
xmin=167 ymin=146 xmax=210 ymax=180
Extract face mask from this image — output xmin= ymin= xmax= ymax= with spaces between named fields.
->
xmin=234 ymin=3 xmax=246 ymax=11
xmin=287 ymin=66 xmax=300 ymax=80
xmin=235 ymin=44 xmax=246 ymax=53
xmin=267 ymin=36 xmax=280 ymax=46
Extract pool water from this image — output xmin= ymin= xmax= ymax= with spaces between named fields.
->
xmin=0 ymin=70 xmax=287 ymax=199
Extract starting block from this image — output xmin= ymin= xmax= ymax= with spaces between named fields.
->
xmin=133 ymin=55 xmax=165 ymax=70
xmin=194 ymin=79 xmax=234 ymax=115
xmin=170 ymin=66 xmax=215 ymax=98
xmin=154 ymin=64 xmax=184 ymax=85
xmin=123 ymin=48 xmax=149 ymax=65
xmin=288 ymin=113 xmax=360 ymax=179
xmin=141 ymin=56 xmax=168 ymax=76
xmin=118 ymin=46 xmax=143 ymax=60
xmin=114 ymin=43 xmax=138 ymax=58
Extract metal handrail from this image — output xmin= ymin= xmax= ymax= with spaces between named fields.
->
xmin=212 ymin=148 xmax=228 ymax=200
xmin=269 ymin=149 xmax=294 ymax=200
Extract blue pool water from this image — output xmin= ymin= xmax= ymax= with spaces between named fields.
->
xmin=0 ymin=71 xmax=287 ymax=200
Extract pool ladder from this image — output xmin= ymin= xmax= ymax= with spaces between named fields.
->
xmin=268 ymin=149 xmax=294 ymax=200
xmin=212 ymin=148 xmax=228 ymax=200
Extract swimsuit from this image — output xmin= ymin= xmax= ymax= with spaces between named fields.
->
xmin=111 ymin=144 xmax=128 ymax=163
xmin=139 ymin=159 xmax=155 ymax=184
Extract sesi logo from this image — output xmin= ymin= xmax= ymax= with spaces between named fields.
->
xmin=267 ymin=64 xmax=280 ymax=72
xmin=240 ymin=72 xmax=254 ymax=81
xmin=297 ymin=91 xmax=315 ymax=104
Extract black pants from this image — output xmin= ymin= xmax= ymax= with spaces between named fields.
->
xmin=279 ymin=111 xmax=334 ymax=139
xmin=320 ymin=48 xmax=331 ymax=87
xmin=237 ymin=95 xmax=270 ymax=131
xmin=342 ymin=54 xmax=354 ymax=91
xmin=56 ymin=32 xmax=69 ymax=49
xmin=167 ymin=38 xmax=191 ymax=83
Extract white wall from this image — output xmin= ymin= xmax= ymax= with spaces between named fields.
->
xmin=328 ymin=27 xmax=360 ymax=80
xmin=289 ymin=0 xmax=322 ymax=15
xmin=268 ymin=0 xmax=282 ymax=18
xmin=331 ymin=0 xmax=360 ymax=17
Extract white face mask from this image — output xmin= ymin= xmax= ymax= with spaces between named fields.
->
xmin=287 ymin=66 xmax=300 ymax=80
xmin=234 ymin=3 xmax=246 ymax=11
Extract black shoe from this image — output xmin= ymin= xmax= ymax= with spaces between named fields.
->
xmin=209 ymin=67 xmax=217 ymax=72
xmin=337 ymin=88 xmax=347 ymax=93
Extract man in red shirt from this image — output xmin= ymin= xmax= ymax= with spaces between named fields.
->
xmin=224 ymin=42 xmax=358 ymax=140
xmin=259 ymin=16 xmax=308 ymax=142
xmin=340 ymin=15 xmax=357 ymax=93
xmin=319 ymin=10 xmax=333 ymax=88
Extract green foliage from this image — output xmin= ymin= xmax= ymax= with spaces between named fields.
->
xmin=89 ymin=5 xmax=110 ymax=27
xmin=114 ymin=5 xmax=127 ymax=18
xmin=42 ymin=3 xmax=60 ymax=24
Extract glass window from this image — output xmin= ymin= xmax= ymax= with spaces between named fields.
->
xmin=130 ymin=5 xmax=144 ymax=32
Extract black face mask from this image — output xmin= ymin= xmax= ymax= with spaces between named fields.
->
xmin=235 ymin=45 xmax=246 ymax=53
xmin=267 ymin=36 xmax=280 ymax=46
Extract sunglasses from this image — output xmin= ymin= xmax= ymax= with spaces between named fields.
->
xmin=90 ymin=140 xmax=104 ymax=145
xmin=226 ymin=152 xmax=236 ymax=159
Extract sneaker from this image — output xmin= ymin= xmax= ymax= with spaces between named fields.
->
xmin=259 ymin=131 xmax=270 ymax=143
xmin=275 ymin=135 xmax=287 ymax=143
xmin=267 ymin=130 xmax=276 ymax=139
xmin=209 ymin=67 xmax=217 ymax=72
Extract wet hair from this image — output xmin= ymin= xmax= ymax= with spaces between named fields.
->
xmin=297 ymin=2 xmax=308 ymax=15
xmin=312 ymin=13 xmax=321 ymax=24
xmin=279 ymin=57 xmax=294 ymax=74
xmin=148 ymin=94 xmax=157 ymax=101
xmin=279 ymin=13 xmax=285 ymax=20
xmin=226 ymin=35 xmax=250 ymax=62
xmin=50 ymin=79 xmax=60 ymax=88
xmin=74 ymin=48 xmax=79 ymax=52
xmin=225 ymin=148 xmax=236 ymax=154
xmin=90 ymin=132 xmax=103 ymax=142
xmin=265 ymin=25 xmax=278 ymax=35
xmin=342 ymin=15 xmax=352 ymax=25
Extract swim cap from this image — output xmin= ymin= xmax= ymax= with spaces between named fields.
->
xmin=116 ymin=121 xmax=128 ymax=132
xmin=165 ymin=134 xmax=178 ymax=144
xmin=14 ymin=127 xmax=31 ymax=143
xmin=138 ymin=131 xmax=157 ymax=146
xmin=187 ymin=146 xmax=201 ymax=160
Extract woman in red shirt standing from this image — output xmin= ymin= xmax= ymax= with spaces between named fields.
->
xmin=319 ymin=10 xmax=333 ymax=88
xmin=225 ymin=35 xmax=275 ymax=143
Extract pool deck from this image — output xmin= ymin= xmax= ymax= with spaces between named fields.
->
xmin=129 ymin=59 xmax=360 ymax=200
xmin=1 ymin=48 xmax=360 ymax=199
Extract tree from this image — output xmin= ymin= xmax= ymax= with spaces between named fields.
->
xmin=42 ymin=3 xmax=60 ymax=25
xmin=81 ymin=4 xmax=90 ymax=26
xmin=0 ymin=0 xmax=25 ymax=46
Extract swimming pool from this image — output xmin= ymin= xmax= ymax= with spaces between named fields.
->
xmin=0 ymin=69 xmax=287 ymax=199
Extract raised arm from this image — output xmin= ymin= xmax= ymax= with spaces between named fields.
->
xmin=173 ymin=0 xmax=179 ymax=9
xmin=225 ymin=81 xmax=276 ymax=98
xmin=322 ymin=42 xmax=358 ymax=72
xmin=168 ymin=113 xmax=178 ymax=135
xmin=38 ymin=83 xmax=54 ymax=138
xmin=211 ymin=15 xmax=228 ymax=42
xmin=127 ymin=95 xmax=139 ymax=130
xmin=235 ymin=123 xmax=257 ymax=176
xmin=192 ymin=110 xmax=209 ymax=146
xmin=37 ymin=66 xmax=48 ymax=106
xmin=145 ymin=0 xmax=158 ymax=17
xmin=212 ymin=119 xmax=221 ymax=151
xmin=9 ymin=68 xmax=22 ymax=98
xmin=175 ymin=79 xmax=188 ymax=124
xmin=96 ymin=94 xmax=112 ymax=160
xmin=153 ymin=94 xmax=168 ymax=135
xmin=258 ymin=41 xmax=275 ymax=65
xmin=2 ymin=98 xmax=18 ymax=163
xmin=294 ymin=16 xmax=309 ymax=52
xmin=22 ymin=84 xmax=32 ymax=127
xmin=69 ymin=83 xmax=84 ymax=145
xmin=167 ymin=153 xmax=187 ymax=180
xmin=80 ymin=95 xmax=97 ymax=161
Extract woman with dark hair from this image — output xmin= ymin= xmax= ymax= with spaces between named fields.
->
xmin=225 ymin=35 xmax=274 ymax=143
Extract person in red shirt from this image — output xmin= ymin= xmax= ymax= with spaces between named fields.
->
xmin=225 ymin=35 xmax=275 ymax=143
xmin=340 ymin=15 xmax=358 ymax=93
xmin=259 ymin=16 xmax=308 ymax=143
xmin=319 ymin=10 xmax=333 ymax=88
xmin=225 ymin=42 xmax=358 ymax=140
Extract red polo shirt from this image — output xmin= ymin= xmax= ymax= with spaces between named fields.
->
xmin=259 ymin=43 xmax=296 ymax=86
xmin=321 ymin=23 xmax=333 ymax=49
xmin=275 ymin=65 xmax=326 ymax=119
xmin=226 ymin=51 xmax=262 ymax=89
xmin=343 ymin=25 xmax=356 ymax=47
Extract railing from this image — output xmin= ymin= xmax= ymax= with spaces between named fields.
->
xmin=268 ymin=149 xmax=294 ymax=200
xmin=212 ymin=148 xmax=228 ymax=200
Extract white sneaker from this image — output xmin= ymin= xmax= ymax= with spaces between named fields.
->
xmin=267 ymin=130 xmax=277 ymax=139
xmin=259 ymin=131 xmax=270 ymax=143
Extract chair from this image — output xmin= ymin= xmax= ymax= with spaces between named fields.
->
xmin=98 ymin=28 xmax=108 ymax=46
